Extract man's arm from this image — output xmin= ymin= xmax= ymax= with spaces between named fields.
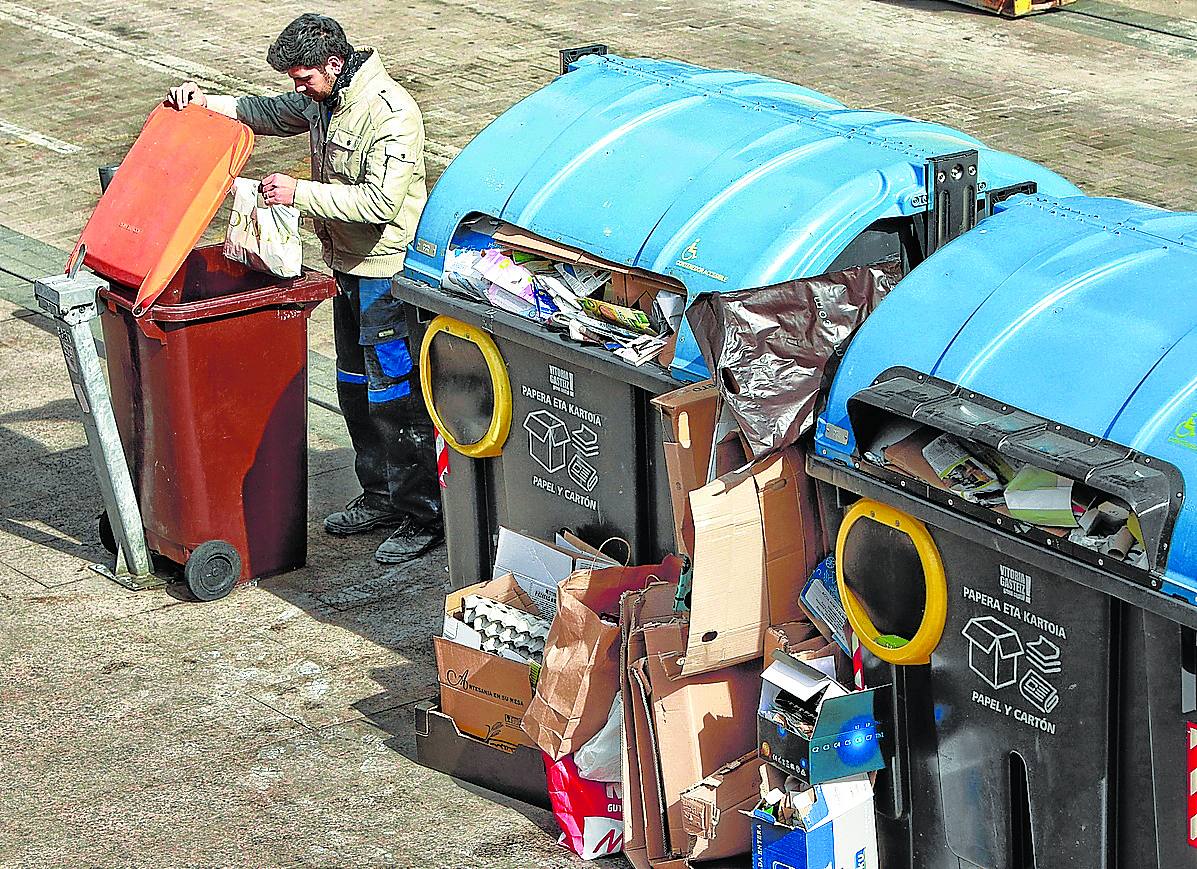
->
xmin=166 ymin=81 xmax=308 ymax=138
xmin=292 ymin=112 xmax=422 ymax=224
xmin=209 ymin=92 xmax=310 ymax=138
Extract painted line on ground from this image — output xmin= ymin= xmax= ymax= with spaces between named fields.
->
xmin=0 ymin=1 xmax=259 ymax=93
xmin=0 ymin=118 xmax=80 ymax=155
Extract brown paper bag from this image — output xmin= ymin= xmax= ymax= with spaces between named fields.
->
xmin=523 ymin=556 xmax=684 ymax=761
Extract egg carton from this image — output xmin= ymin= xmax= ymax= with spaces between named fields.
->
xmin=462 ymin=595 xmax=551 ymax=663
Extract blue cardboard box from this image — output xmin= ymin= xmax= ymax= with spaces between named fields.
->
xmin=748 ymin=770 xmax=877 ymax=869
xmin=757 ymin=653 xmax=884 ymax=784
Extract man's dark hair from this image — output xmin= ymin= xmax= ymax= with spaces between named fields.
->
xmin=267 ymin=14 xmax=352 ymax=71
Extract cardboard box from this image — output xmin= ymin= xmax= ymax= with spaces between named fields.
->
xmin=757 ymin=654 xmax=883 ymax=785
xmin=652 ymin=380 xmax=720 ymax=554
xmin=492 ymin=526 xmax=616 ymax=618
xmin=413 ymin=700 xmax=551 ymax=810
xmin=765 ymin=620 xmax=848 ymax=683
xmin=748 ymin=767 xmax=878 ymax=869
xmin=683 ymin=449 xmax=822 ymax=677
xmin=620 ymin=583 xmax=760 ymax=868
xmin=436 ymin=573 xmax=542 ymax=750
xmin=680 ymin=751 xmax=764 ymax=862
xmin=443 ymin=574 xmax=541 ymax=664
xmin=433 ymin=636 xmax=536 ymax=750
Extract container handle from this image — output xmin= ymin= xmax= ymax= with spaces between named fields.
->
xmin=835 ymin=499 xmax=948 ymax=666
xmin=65 ymin=241 xmax=85 ymax=278
xmin=419 ymin=315 xmax=512 ymax=458
xmin=134 ymin=312 xmax=168 ymax=343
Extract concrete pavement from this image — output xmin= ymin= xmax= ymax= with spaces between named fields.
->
xmin=1 ymin=0 xmax=1195 ymax=865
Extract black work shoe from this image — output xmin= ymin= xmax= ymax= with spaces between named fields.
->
xmin=374 ymin=517 xmax=445 ymax=564
xmin=323 ymin=493 xmax=405 ymax=536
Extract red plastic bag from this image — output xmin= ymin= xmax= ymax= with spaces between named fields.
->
xmin=543 ymin=752 xmax=624 ymax=860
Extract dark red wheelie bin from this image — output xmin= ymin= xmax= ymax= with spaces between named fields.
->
xmin=98 ymin=247 xmax=335 ymax=599
xmin=71 ymin=104 xmax=336 ymax=600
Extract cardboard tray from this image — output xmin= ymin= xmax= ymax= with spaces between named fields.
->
xmin=413 ymin=700 xmax=551 ymax=811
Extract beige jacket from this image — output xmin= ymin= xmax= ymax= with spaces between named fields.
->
xmin=208 ymin=51 xmax=426 ymax=278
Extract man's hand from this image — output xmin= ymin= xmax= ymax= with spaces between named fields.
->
xmin=166 ymin=81 xmax=207 ymax=109
xmin=261 ymin=173 xmax=298 ymax=207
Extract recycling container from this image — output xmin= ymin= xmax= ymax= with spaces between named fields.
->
xmin=810 ymin=193 xmax=1197 ymax=868
xmin=393 ymin=51 xmax=1079 ymax=586
xmin=70 ymin=104 xmax=335 ymax=597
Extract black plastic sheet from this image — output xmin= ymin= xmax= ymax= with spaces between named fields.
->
xmin=687 ymin=259 xmax=902 ymax=458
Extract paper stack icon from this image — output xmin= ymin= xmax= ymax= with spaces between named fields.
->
xmin=1026 ymin=636 xmax=1061 ymax=674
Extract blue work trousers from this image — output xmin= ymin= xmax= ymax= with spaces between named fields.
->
xmin=333 ymin=272 xmax=440 ymax=524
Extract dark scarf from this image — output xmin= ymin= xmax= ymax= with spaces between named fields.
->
xmin=326 ymin=49 xmax=372 ymax=112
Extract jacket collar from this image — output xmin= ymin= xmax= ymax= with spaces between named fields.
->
xmin=329 ymin=49 xmax=385 ymax=114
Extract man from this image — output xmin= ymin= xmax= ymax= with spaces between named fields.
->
xmin=168 ymin=14 xmax=442 ymax=564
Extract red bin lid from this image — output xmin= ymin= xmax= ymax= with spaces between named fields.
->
xmin=69 ymin=104 xmax=255 ymax=316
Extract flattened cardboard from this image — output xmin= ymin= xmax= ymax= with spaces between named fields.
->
xmin=683 ymin=449 xmax=821 ymax=677
xmin=653 ymin=380 xmax=720 ymax=555
xmin=685 ymin=471 xmax=765 ymax=676
xmin=621 ymin=583 xmax=681 ymax=869
xmin=680 ymin=751 xmax=763 ymax=862
xmin=663 ymin=444 xmax=697 ymax=554
xmin=493 ymin=223 xmax=684 ymax=303
xmin=758 ymin=452 xmax=821 ymax=629
xmin=494 ymin=223 xmax=613 ymax=270
xmin=622 ymin=583 xmax=762 ymax=867
xmin=433 ymin=637 xmax=536 ymax=750
xmin=644 ymin=652 xmax=760 ymax=849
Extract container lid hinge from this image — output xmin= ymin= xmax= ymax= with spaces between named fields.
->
xmin=559 ymin=44 xmax=608 ymax=75
xmin=922 ymin=150 xmax=980 ymax=257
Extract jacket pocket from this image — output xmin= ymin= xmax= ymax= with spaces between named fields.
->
xmin=324 ymin=128 xmax=360 ymax=181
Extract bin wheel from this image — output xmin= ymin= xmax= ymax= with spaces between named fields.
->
xmin=184 ymin=540 xmax=242 ymax=602
xmin=98 ymin=512 xmax=117 ymax=555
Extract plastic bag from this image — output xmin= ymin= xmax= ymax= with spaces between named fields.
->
xmin=543 ymin=752 xmax=624 ymax=860
xmin=223 ymin=177 xmax=302 ymax=277
xmin=573 ymin=693 xmax=622 ymax=782
xmin=686 ymin=259 xmax=902 ymax=458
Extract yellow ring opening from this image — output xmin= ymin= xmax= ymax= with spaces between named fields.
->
xmin=835 ymin=499 xmax=947 ymax=666
xmin=419 ymin=315 xmax=511 ymax=458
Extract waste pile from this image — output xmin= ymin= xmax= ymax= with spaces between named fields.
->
xmin=439 ymin=217 xmax=688 ymax=369
xmin=420 ymin=362 xmax=885 ymax=866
